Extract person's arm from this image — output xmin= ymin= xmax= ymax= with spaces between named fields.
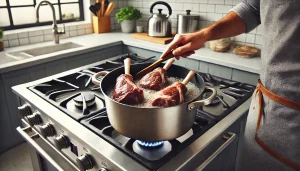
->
xmin=161 ymin=0 xmax=260 ymax=59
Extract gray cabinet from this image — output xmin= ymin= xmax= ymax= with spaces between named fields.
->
xmin=0 ymin=79 xmax=15 ymax=154
xmin=203 ymin=112 xmax=247 ymax=171
xmin=2 ymin=73 xmax=31 ymax=147
xmin=0 ymin=46 xmax=122 ymax=154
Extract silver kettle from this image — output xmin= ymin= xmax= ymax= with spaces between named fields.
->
xmin=148 ymin=1 xmax=172 ymax=37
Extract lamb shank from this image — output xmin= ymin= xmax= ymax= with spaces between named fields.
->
xmin=152 ymin=71 xmax=196 ymax=107
xmin=113 ymin=58 xmax=144 ymax=104
xmin=139 ymin=59 xmax=175 ymax=90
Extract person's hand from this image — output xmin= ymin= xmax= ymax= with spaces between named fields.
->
xmin=161 ymin=30 xmax=210 ymax=60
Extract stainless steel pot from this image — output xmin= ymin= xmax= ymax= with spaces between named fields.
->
xmin=92 ymin=63 xmax=216 ymax=141
xmin=177 ymin=10 xmax=200 ymax=34
xmin=148 ymin=1 xmax=172 ymax=37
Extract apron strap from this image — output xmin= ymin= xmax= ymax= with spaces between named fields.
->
xmin=255 ymin=79 xmax=300 ymax=170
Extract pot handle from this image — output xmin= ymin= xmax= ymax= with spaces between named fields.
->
xmin=150 ymin=1 xmax=172 ymax=18
xmin=92 ymin=71 xmax=109 ymax=86
xmin=188 ymin=86 xmax=217 ymax=111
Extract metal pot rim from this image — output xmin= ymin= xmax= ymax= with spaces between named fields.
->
xmin=92 ymin=65 xmax=217 ymax=110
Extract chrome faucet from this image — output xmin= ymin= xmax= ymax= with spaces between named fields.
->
xmin=35 ymin=0 xmax=65 ymax=44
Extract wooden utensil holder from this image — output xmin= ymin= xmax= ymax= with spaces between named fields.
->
xmin=93 ymin=16 xmax=111 ymax=34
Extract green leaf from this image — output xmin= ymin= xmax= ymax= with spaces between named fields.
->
xmin=115 ymin=6 xmax=142 ymax=23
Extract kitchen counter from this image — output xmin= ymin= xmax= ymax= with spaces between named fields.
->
xmin=0 ymin=32 xmax=261 ymax=74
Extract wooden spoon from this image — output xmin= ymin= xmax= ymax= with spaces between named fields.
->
xmin=101 ymin=0 xmax=105 ymax=16
xmin=104 ymin=2 xmax=115 ymax=16
xmin=182 ymin=71 xmax=196 ymax=86
xmin=135 ymin=51 xmax=192 ymax=79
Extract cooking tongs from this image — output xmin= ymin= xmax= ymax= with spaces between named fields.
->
xmin=135 ymin=51 xmax=190 ymax=78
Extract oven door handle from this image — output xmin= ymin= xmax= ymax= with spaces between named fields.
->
xmin=195 ymin=132 xmax=237 ymax=171
xmin=17 ymin=126 xmax=79 ymax=171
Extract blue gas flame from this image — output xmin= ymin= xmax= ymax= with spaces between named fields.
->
xmin=137 ymin=141 xmax=164 ymax=147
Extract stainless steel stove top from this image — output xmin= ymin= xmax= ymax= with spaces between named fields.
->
xmin=13 ymin=54 xmax=254 ymax=171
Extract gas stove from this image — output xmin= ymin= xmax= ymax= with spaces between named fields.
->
xmin=13 ymin=53 xmax=254 ymax=171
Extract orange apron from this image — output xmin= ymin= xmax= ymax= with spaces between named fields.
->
xmin=255 ymin=79 xmax=300 ymax=170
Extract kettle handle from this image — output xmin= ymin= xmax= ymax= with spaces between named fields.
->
xmin=150 ymin=1 xmax=172 ymax=18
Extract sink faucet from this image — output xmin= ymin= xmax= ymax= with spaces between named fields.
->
xmin=35 ymin=0 xmax=65 ymax=44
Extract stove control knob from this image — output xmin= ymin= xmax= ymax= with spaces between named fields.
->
xmin=38 ymin=123 xmax=55 ymax=137
xmin=18 ymin=104 xmax=32 ymax=117
xmin=76 ymin=153 xmax=93 ymax=171
xmin=54 ymin=135 xmax=69 ymax=150
xmin=25 ymin=112 xmax=42 ymax=126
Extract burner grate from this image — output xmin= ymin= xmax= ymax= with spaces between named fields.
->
xmin=198 ymin=73 xmax=255 ymax=121
xmin=81 ymin=112 xmax=216 ymax=171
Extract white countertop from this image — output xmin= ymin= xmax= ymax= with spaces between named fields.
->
xmin=0 ymin=32 xmax=261 ymax=74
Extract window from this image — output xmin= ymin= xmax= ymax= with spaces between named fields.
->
xmin=0 ymin=0 xmax=84 ymax=30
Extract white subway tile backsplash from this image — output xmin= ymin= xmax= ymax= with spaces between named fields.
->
xmin=8 ymin=34 xmax=18 ymax=40
xmin=215 ymin=5 xmax=232 ymax=13
xmin=70 ymin=30 xmax=78 ymax=37
xmin=208 ymin=0 xmax=224 ymax=4
xmin=44 ymin=34 xmax=53 ymax=41
xmin=256 ymin=25 xmax=263 ymax=35
xmin=29 ymin=36 xmax=44 ymax=44
xmin=235 ymin=34 xmax=246 ymax=42
xmin=19 ymin=38 xmax=30 ymax=45
xmin=183 ymin=4 xmax=193 ymax=10
xmin=233 ymin=0 xmax=241 ymax=5
xmin=200 ymin=4 xmax=215 ymax=12
xmin=244 ymin=43 xmax=255 ymax=47
xmin=85 ymin=28 xmax=93 ymax=34
xmin=171 ymin=10 xmax=181 ymax=19
xmin=192 ymin=3 xmax=200 ymax=12
xmin=246 ymin=34 xmax=255 ymax=43
xmin=9 ymin=39 xmax=19 ymax=47
xmin=3 ymin=35 xmax=8 ymax=41
xmin=69 ymin=25 xmax=77 ymax=31
xmin=255 ymin=35 xmax=262 ymax=45
xmin=254 ymin=44 xmax=262 ymax=49
xmin=225 ymin=0 xmax=233 ymax=5
xmin=77 ymin=24 xmax=86 ymax=29
xmin=142 ymin=1 xmax=152 ymax=8
xmin=3 ymin=40 xmax=9 ymax=48
xmin=64 ymin=25 xmax=69 ymax=31
xmin=60 ymin=31 xmax=70 ymax=39
xmin=206 ymin=13 xmax=222 ymax=21
xmin=29 ymin=31 xmax=43 ymax=37
xmin=169 ymin=3 xmax=183 ymax=11
xmin=84 ymin=23 xmax=92 ymax=29
xmin=3 ymin=22 xmax=94 ymax=48
xmin=18 ymin=32 xmax=28 ymax=38
xmin=43 ymin=29 xmax=52 ymax=35
xmin=198 ymin=0 xmax=208 ymax=3
xmin=77 ymin=29 xmax=85 ymax=36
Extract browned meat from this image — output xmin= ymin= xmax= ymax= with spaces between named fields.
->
xmin=113 ymin=74 xmax=144 ymax=104
xmin=152 ymin=82 xmax=187 ymax=107
xmin=139 ymin=68 xmax=167 ymax=90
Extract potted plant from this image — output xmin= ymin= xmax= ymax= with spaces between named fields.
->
xmin=0 ymin=28 xmax=3 ymax=51
xmin=115 ymin=6 xmax=142 ymax=33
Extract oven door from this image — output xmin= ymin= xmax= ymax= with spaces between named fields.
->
xmin=17 ymin=120 xmax=79 ymax=171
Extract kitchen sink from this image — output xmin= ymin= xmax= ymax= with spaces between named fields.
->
xmin=6 ymin=42 xmax=83 ymax=60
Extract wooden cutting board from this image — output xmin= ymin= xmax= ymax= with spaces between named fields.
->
xmin=132 ymin=33 xmax=175 ymax=44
